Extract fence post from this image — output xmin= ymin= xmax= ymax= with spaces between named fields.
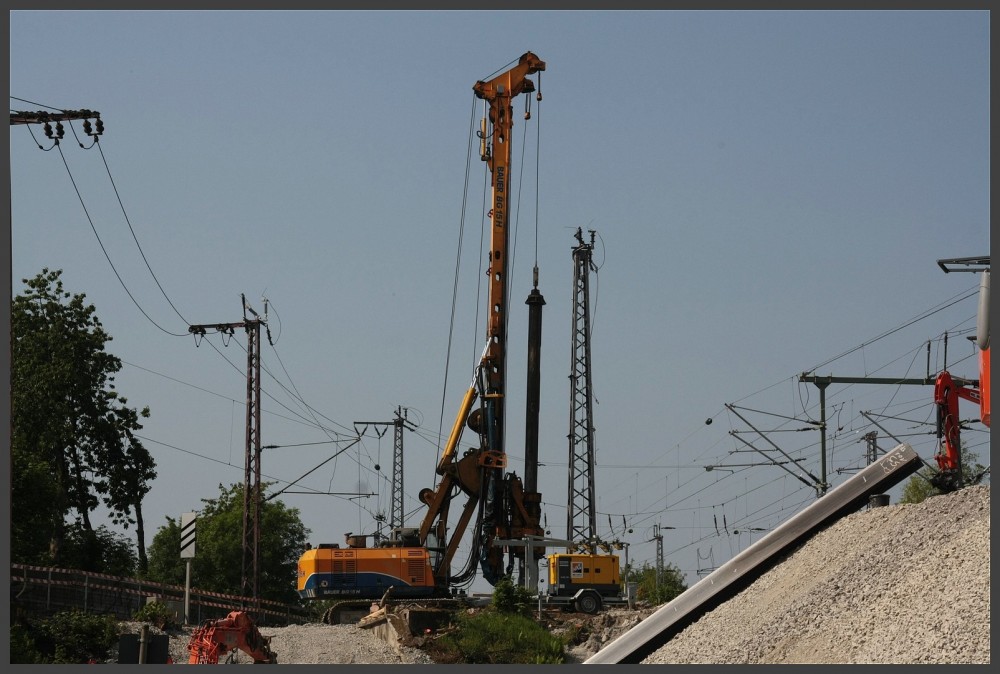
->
xmin=47 ymin=568 xmax=52 ymax=611
xmin=84 ymin=573 xmax=89 ymax=613
xmin=139 ymin=624 xmax=149 ymax=664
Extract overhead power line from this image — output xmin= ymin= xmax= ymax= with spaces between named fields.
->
xmin=12 ymin=101 xmax=190 ymax=337
xmin=805 ymin=286 xmax=979 ymax=374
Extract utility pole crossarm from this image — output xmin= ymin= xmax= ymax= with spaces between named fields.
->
xmin=10 ymin=109 xmax=101 ymax=125
xmin=937 ymin=256 xmax=990 ymax=273
xmin=799 ymin=373 xmax=934 ymax=386
xmin=189 ymin=321 xmax=249 ymax=335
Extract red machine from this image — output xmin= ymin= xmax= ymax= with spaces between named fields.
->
xmin=931 ymin=257 xmax=990 ymax=492
xmin=186 ymin=611 xmax=277 ymax=664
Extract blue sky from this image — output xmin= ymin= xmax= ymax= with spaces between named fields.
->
xmin=8 ymin=10 xmax=990 ymax=593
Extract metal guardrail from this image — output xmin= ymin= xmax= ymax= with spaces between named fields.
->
xmin=10 ymin=563 xmax=312 ymax=626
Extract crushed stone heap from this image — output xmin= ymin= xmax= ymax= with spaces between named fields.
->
xmin=642 ymin=485 xmax=990 ymax=665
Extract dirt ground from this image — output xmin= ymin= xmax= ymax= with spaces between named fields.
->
xmin=119 ymin=604 xmax=655 ymax=664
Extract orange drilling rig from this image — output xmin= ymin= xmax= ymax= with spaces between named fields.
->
xmin=297 ymin=52 xmax=547 ymax=623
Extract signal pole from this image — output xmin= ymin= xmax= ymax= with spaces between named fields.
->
xmin=188 ymin=295 xmax=269 ymax=620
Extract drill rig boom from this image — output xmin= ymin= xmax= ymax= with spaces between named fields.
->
xmin=297 ymin=53 xmax=546 ymax=610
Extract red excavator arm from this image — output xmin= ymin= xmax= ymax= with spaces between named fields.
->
xmin=932 ymin=257 xmax=990 ymax=492
xmin=931 ymin=370 xmax=978 ymax=491
xmin=187 ymin=611 xmax=277 ymax=664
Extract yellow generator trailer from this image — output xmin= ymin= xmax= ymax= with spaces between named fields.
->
xmin=545 ymin=553 xmax=627 ymax=614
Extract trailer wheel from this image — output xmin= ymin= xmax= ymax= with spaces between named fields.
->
xmin=575 ymin=591 xmax=602 ymax=615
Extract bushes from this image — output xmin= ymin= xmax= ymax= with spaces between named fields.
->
xmin=630 ymin=561 xmax=687 ymax=605
xmin=438 ymin=611 xmax=565 ymax=664
xmin=132 ymin=600 xmax=179 ymax=630
xmin=11 ymin=609 xmax=121 ymax=664
xmin=491 ymin=575 xmax=537 ymax=616
xmin=432 ymin=577 xmax=565 ymax=663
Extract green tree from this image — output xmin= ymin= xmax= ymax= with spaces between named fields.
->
xmin=146 ymin=483 xmax=309 ymax=604
xmin=145 ymin=516 xmax=186 ymax=584
xmin=59 ymin=523 xmax=138 ymax=577
xmin=899 ymin=469 xmax=940 ymax=505
xmin=899 ymin=449 xmax=987 ymax=505
xmin=628 ymin=561 xmax=687 ymax=606
xmin=11 ymin=269 xmax=156 ymax=572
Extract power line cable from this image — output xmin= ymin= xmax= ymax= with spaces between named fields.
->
xmin=199 ymin=334 xmax=349 ymax=439
xmin=805 ymin=286 xmax=979 ymax=374
xmin=122 ymin=358 xmax=336 ymax=432
xmin=437 ymin=93 xmax=479 ymax=469
xmin=93 ymin=139 xmax=190 ymax=325
xmin=53 ymin=142 xmax=187 ymax=337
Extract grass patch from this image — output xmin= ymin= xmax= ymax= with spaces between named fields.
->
xmin=436 ymin=610 xmax=567 ymax=664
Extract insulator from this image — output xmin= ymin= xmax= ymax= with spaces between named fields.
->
xmin=55 ymin=122 xmax=65 ymax=139
xmin=95 ymin=118 xmax=104 ymax=135
xmin=44 ymin=122 xmax=53 ymax=138
xmin=83 ymin=119 xmax=92 ymax=135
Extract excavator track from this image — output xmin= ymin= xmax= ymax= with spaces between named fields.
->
xmin=321 ymin=598 xmax=464 ymax=625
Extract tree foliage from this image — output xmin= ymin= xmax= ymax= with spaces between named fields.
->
xmin=11 ymin=609 xmax=121 ymax=664
xmin=146 ymin=482 xmax=309 ymax=604
xmin=11 ymin=269 xmax=156 ymax=574
xmin=490 ymin=575 xmax=537 ymax=616
xmin=626 ymin=561 xmax=687 ymax=606
xmin=899 ymin=449 xmax=988 ymax=505
xmin=59 ymin=523 xmax=138 ymax=578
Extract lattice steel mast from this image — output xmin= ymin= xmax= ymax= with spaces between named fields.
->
xmin=566 ymin=227 xmax=599 ymax=549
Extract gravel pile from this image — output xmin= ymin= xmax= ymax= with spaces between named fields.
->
xmin=256 ymin=623 xmax=434 ymax=665
xmin=641 ymin=485 xmax=990 ymax=665
xmin=150 ymin=622 xmax=434 ymax=665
